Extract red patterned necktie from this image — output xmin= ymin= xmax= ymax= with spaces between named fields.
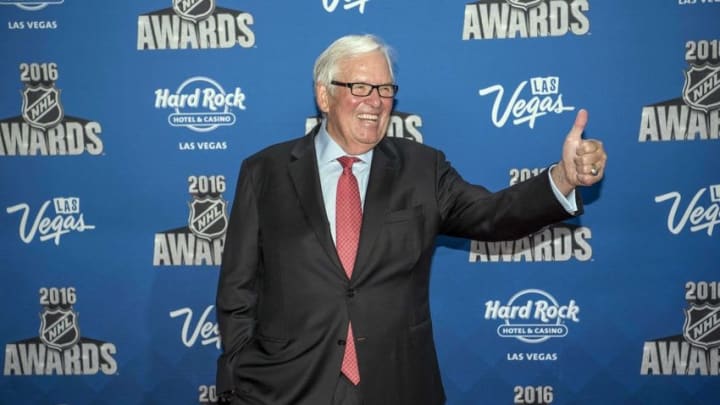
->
xmin=336 ymin=156 xmax=361 ymax=385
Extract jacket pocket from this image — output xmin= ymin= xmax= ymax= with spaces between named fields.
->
xmin=254 ymin=333 xmax=290 ymax=356
xmin=409 ymin=317 xmax=432 ymax=339
xmin=385 ymin=205 xmax=424 ymax=224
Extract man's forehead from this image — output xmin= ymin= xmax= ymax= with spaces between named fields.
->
xmin=337 ymin=52 xmax=391 ymax=79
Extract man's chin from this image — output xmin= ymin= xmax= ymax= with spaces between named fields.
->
xmin=357 ymin=133 xmax=384 ymax=145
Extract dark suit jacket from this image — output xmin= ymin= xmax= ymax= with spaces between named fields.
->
xmin=216 ymin=129 xmax=581 ymax=405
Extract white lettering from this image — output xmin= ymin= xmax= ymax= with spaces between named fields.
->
xmin=6 ymin=200 xmax=95 ymax=245
xmin=169 ymin=305 xmax=220 ymax=349
xmin=478 ymin=80 xmax=575 ymax=129
xmin=655 ymin=187 xmax=720 ymax=236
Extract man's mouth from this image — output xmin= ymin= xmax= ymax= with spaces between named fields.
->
xmin=357 ymin=113 xmax=379 ymax=122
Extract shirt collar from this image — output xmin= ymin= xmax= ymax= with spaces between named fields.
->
xmin=315 ymin=120 xmax=373 ymax=165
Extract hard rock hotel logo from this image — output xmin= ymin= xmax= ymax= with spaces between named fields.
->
xmin=639 ymin=40 xmax=720 ymax=142
xmin=153 ymin=175 xmax=228 ymax=266
xmin=154 ymin=76 xmax=246 ymax=144
xmin=486 ymin=289 xmax=580 ymax=362
xmin=0 ymin=0 xmax=63 ymax=11
xmin=486 ymin=289 xmax=580 ymax=343
xmin=3 ymin=287 xmax=118 ymax=376
xmin=641 ymin=281 xmax=720 ymax=376
xmin=462 ymin=0 xmax=590 ymax=40
xmin=3 ymin=0 xmax=60 ymax=30
xmin=137 ymin=0 xmax=255 ymax=50
xmin=0 ymin=63 xmax=104 ymax=156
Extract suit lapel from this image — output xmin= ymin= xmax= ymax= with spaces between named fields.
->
xmin=288 ymin=133 xmax=401 ymax=281
xmin=287 ymin=131 xmax=345 ymax=274
xmin=354 ymin=139 xmax=399 ymax=280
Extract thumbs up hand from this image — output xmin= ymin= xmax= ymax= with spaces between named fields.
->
xmin=551 ymin=109 xmax=607 ymax=195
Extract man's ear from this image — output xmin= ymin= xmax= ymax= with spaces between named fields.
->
xmin=315 ymin=83 xmax=330 ymax=113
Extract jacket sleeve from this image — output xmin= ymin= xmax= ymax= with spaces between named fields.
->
xmin=216 ymin=159 xmax=260 ymax=395
xmin=435 ymin=151 xmax=581 ymax=241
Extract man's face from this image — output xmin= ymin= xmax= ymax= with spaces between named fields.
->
xmin=316 ymin=50 xmax=394 ymax=155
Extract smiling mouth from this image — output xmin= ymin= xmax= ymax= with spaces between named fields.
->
xmin=357 ymin=113 xmax=379 ymax=122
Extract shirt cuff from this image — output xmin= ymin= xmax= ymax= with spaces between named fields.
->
xmin=548 ymin=165 xmax=578 ymax=214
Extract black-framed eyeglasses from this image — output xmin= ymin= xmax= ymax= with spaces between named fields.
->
xmin=330 ymin=80 xmax=398 ymax=98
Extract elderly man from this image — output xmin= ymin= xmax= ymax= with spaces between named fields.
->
xmin=216 ymin=34 xmax=606 ymax=405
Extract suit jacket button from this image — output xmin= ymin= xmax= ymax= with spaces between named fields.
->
xmin=346 ymin=288 xmax=355 ymax=298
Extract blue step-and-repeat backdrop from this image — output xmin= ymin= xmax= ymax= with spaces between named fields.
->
xmin=1 ymin=1 xmax=719 ymax=404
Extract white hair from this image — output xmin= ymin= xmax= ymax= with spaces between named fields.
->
xmin=313 ymin=34 xmax=396 ymax=92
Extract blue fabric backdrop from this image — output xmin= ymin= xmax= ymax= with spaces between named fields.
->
xmin=1 ymin=1 xmax=719 ymax=404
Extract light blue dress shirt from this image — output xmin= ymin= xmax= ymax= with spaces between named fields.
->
xmin=314 ymin=121 xmax=577 ymax=244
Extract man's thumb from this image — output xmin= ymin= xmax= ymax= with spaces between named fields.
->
xmin=565 ymin=109 xmax=588 ymax=144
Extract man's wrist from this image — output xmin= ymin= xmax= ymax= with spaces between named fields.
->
xmin=550 ymin=164 xmax=574 ymax=196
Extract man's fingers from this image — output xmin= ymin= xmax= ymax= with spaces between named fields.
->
xmin=576 ymin=139 xmax=602 ymax=155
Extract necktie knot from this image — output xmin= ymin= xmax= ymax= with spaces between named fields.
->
xmin=338 ymin=156 xmax=359 ymax=172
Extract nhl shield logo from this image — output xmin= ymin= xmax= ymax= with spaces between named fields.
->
xmin=682 ymin=63 xmax=720 ymax=113
xmin=508 ymin=0 xmax=543 ymax=10
xmin=173 ymin=0 xmax=215 ymax=22
xmin=683 ymin=304 xmax=720 ymax=350
xmin=21 ymin=85 xmax=64 ymax=129
xmin=39 ymin=308 xmax=80 ymax=351
xmin=188 ymin=197 xmax=227 ymax=241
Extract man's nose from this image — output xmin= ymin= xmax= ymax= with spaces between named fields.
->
xmin=363 ymin=88 xmax=382 ymax=106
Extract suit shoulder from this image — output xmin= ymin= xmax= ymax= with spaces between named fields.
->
xmin=244 ymin=135 xmax=307 ymax=166
xmin=382 ymin=136 xmax=442 ymax=159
